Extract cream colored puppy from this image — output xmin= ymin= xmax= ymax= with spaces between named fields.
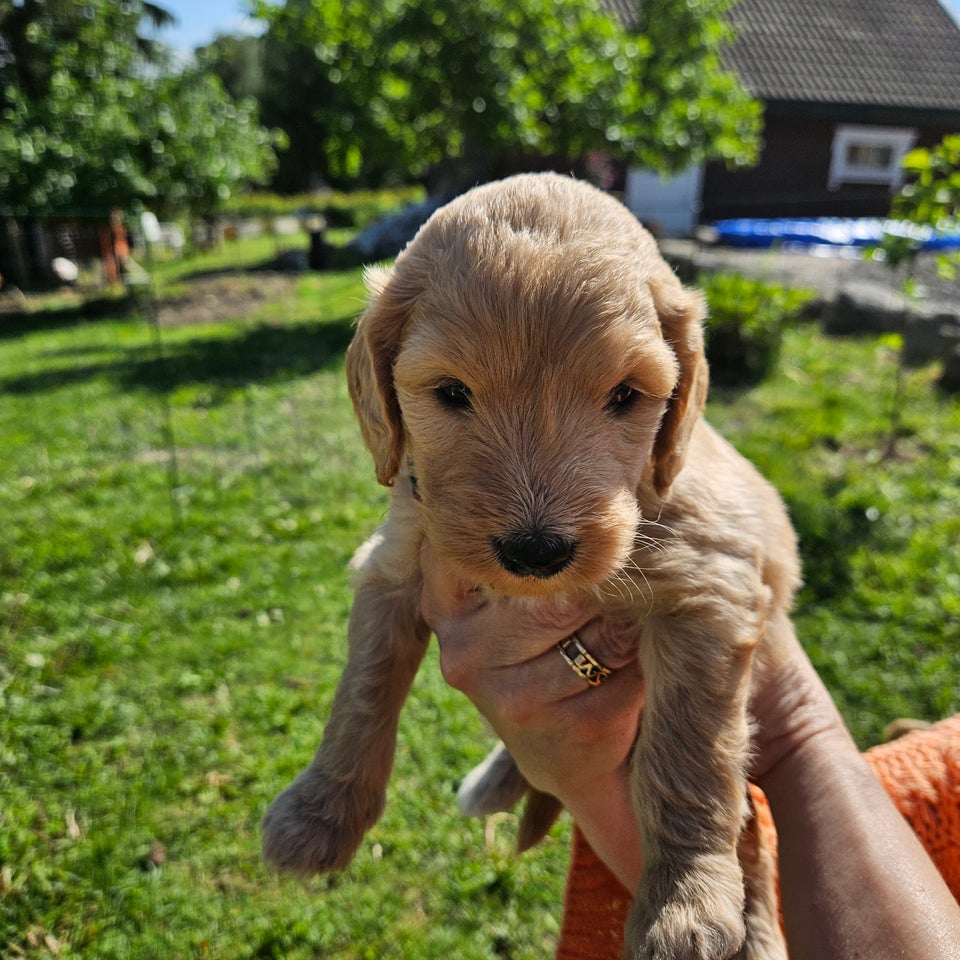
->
xmin=261 ymin=173 xmax=798 ymax=960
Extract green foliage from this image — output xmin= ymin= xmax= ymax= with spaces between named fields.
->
xmin=700 ymin=273 xmax=815 ymax=386
xmin=134 ymin=70 xmax=283 ymax=217
xmin=706 ymin=329 xmax=960 ymax=740
xmin=876 ymin=134 xmax=960 ymax=278
xmin=221 ymin=186 xmax=426 ymax=228
xmin=252 ymin=0 xmax=759 ymax=188
xmin=0 ymin=0 xmax=282 ymax=216
xmin=615 ymin=0 xmax=761 ymax=174
xmin=197 ymin=33 xmax=266 ymax=103
xmin=0 ymin=0 xmax=149 ymax=211
xmin=869 ymin=135 xmax=960 ymax=455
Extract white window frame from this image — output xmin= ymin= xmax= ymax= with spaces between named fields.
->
xmin=828 ymin=124 xmax=917 ymax=191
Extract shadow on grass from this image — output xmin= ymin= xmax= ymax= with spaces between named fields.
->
xmin=130 ymin=315 xmax=356 ymax=393
xmin=0 ymin=313 xmax=357 ymax=396
xmin=0 ymin=252 xmax=358 ymax=342
xmin=0 ymin=293 xmax=139 ymax=340
xmin=166 ymin=243 xmax=366 ymax=285
xmin=785 ymin=481 xmax=881 ymax=607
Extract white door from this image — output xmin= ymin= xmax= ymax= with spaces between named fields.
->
xmin=625 ymin=165 xmax=705 ymax=237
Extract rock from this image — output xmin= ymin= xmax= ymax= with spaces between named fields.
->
xmin=274 ymin=249 xmax=309 ymax=272
xmin=903 ymin=310 xmax=960 ymax=365
xmin=824 ymin=281 xmax=910 ymax=335
xmin=348 ymin=195 xmax=449 ymax=261
xmin=938 ymin=338 xmax=960 ymax=392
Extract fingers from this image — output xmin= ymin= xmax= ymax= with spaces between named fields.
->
xmin=550 ymin=660 xmax=645 ymax=751
xmin=438 ymin=613 xmax=638 ymax=696
xmin=420 ymin=537 xmax=645 ymax=742
xmin=420 ymin=539 xmax=598 ymax=666
xmin=419 ymin=538 xmax=488 ymax=624
xmin=573 ymin=618 xmax=639 ymax=673
xmin=442 ymin=617 xmax=644 ymax=733
xmin=481 ymin=660 xmax=645 ymax=801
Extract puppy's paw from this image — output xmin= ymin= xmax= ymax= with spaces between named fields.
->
xmin=261 ymin=772 xmax=384 ymax=877
xmin=626 ymin=900 xmax=745 ymax=960
xmin=457 ymin=743 xmax=528 ymax=817
xmin=626 ymin=860 xmax=746 ymax=960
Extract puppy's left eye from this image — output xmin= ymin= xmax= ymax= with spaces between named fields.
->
xmin=435 ymin=379 xmax=473 ymax=411
xmin=606 ymin=382 xmax=639 ymax=415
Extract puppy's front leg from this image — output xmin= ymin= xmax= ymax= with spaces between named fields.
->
xmin=626 ymin=608 xmax=760 ymax=960
xmin=262 ymin=567 xmax=429 ymax=876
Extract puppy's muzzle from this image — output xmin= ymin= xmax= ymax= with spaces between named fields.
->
xmin=492 ymin=528 xmax=578 ymax=579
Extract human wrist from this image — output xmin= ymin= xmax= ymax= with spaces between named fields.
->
xmin=564 ymin=767 xmax=643 ymax=890
xmin=754 ymin=716 xmax=857 ymax=800
xmin=750 ymin=634 xmax=852 ymax=786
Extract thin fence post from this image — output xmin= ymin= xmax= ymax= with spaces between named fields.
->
xmin=243 ymin=386 xmax=264 ymax=500
xmin=2 ymin=216 xmax=30 ymax=289
xmin=138 ymin=234 xmax=183 ymax=531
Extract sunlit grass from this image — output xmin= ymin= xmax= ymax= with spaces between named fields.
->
xmin=1 ymin=246 xmax=957 ymax=957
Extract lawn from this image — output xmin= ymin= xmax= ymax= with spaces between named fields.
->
xmin=1 ymin=243 xmax=958 ymax=959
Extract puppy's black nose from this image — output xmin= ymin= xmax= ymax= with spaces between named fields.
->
xmin=492 ymin=529 xmax=577 ymax=579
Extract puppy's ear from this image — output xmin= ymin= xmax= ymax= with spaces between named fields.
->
xmin=345 ymin=265 xmax=413 ymax=486
xmin=650 ymin=268 xmax=709 ymax=496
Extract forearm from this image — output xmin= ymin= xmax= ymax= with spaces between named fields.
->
xmin=759 ymin=727 xmax=960 ymax=960
xmin=565 ymin=770 xmax=644 ymax=891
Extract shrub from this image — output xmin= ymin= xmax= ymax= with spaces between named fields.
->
xmin=221 ymin=186 xmax=426 ymax=229
xmin=700 ymin=272 xmax=815 ymax=386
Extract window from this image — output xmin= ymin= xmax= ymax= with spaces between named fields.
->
xmin=828 ymin=125 xmax=917 ymax=191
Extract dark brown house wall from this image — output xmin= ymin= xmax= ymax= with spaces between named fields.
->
xmin=699 ymin=111 xmax=958 ymax=222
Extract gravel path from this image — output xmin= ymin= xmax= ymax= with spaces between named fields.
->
xmin=661 ymin=240 xmax=959 ymax=310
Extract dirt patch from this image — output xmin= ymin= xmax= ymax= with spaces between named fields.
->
xmin=155 ymin=272 xmax=300 ymax=327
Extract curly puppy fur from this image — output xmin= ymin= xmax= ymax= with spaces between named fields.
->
xmin=261 ymin=173 xmax=799 ymax=960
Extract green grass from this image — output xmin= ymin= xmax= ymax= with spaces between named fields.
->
xmin=2 ymin=247 xmax=958 ymax=958
xmin=709 ymin=334 xmax=960 ymax=738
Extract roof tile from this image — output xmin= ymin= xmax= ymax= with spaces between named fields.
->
xmin=721 ymin=0 xmax=960 ymax=110
xmin=601 ymin=0 xmax=960 ymax=111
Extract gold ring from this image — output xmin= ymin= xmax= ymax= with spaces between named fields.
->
xmin=557 ymin=634 xmax=612 ymax=687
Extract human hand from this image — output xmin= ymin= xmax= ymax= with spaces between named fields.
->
xmin=419 ymin=541 xmax=647 ymax=886
xmin=421 ymin=534 xmax=855 ymax=800
xmin=420 ymin=541 xmax=645 ymax=803
xmin=419 ymin=541 xmax=852 ymax=891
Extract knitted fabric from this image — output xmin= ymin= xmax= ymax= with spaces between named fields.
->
xmin=555 ymin=715 xmax=960 ymax=960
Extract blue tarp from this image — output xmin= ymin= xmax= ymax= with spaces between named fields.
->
xmin=713 ymin=218 xmax=960 ymax=251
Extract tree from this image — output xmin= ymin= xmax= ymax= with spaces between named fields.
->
xmin=252 ymin=0 xmax=760 ymax=190
xmin=196 ymin=33 xmax=265 ymax=103
xmin=0 ymin=0 xmax=281 ymax=217
xmin=254 ymin=15 xmax=342 ymax=193
xmin=616 ymin=0 xmax=761 ymax=174
xmin=133 ymin=69 xmax=283 ymax=218
xmin=878 ymin=135 xmax=960 ymax=280
xmin=869 ymin=135 xmax=960 ymax=452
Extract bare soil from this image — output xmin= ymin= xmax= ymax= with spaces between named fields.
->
xmin=154 ymin=272 xmax=300 ymax=326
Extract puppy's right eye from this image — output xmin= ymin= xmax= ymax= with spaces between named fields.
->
xmin=606 ymin=382 xmax=640 ymax=416
xmin=435 ymin=380 xmax=473 ymax=411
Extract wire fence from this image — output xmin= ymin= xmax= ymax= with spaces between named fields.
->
xmin=1 ymin=211 xmax=363 ymax=545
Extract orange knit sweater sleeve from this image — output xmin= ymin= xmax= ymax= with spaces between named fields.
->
xmin=555 ymin=715 xmax=960 ymax=960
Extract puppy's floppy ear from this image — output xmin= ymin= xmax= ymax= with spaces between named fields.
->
xmin=346 ymin=265 xmax=414 ymax=486
xmin=649 ymin=267 xmax=709 ymax=497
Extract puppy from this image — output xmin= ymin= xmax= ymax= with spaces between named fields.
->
xmin=261 ymin=173 xmax=798 ymax=960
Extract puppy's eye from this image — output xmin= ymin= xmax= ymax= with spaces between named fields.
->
xmin=435 ymin=379 xmax=473 ymax=411
xmin=606 ymin=382 xmax=639 ymax=415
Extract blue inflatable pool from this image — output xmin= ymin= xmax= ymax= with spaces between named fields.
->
xmin=713 ymin=218 xmax=960 ymax=251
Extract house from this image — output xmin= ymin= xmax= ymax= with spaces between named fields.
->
xmin=621 ymin=0 xmax=960 ymax=234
